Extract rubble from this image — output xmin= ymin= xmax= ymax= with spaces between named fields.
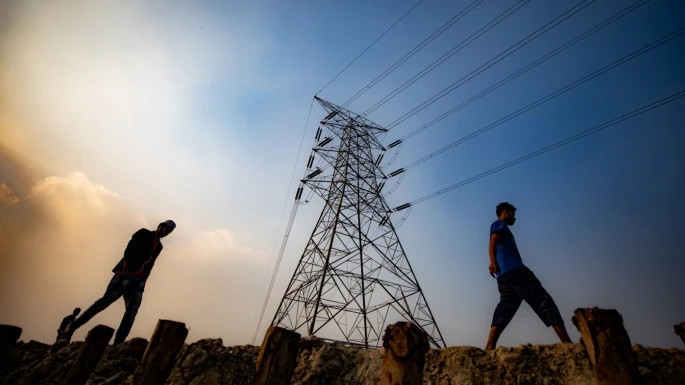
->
xmin=1 ymin=338 xmax=683 ymax=385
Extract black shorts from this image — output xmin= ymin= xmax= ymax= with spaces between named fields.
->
xmin=491 ymin=267 xmax=564 ymax=327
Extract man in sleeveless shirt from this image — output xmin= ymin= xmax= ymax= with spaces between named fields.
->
xmin=485 ymin=203 xmax=570 ymax=350
xmin=61 ymin=220 xmax=176 ymax=345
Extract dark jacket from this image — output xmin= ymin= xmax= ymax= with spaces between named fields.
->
xmin=112 ymin=229 xmax=163 ymax=277
xmin=58 ymin=315 xmax=75 ymax=332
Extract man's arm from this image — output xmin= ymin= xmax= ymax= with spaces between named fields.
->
xmin=489 ymin=233 xmax=500 ymax=278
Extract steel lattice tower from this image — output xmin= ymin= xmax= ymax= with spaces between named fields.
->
xmin=271 ymin=97 xmax=445 ymax=348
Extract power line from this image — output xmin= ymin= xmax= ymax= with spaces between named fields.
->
xmin=396 ymin=26 xmax=685 ymax=172
xmin=342 ymin=0 xmax=485 ymax=108
xmin=385 ymin=0 xmax=597 ymax=130
xmin=399 ymin=90 xmax=684 ymax=209
xmin=363 ymin=0 xmax=530 ymax=115
xmin=398 ymin=0 xmax=653 ymax=142
xmin=317 ymin=0 xmax=425 ymax=96
xmin=252 ymin=98 xmax=315 ymax=344
xmin=253 ymin=200 xmax=301 ymax=344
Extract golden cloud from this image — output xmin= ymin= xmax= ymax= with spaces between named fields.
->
xmin=0 ymin=182 xmax=19 ymax=205
xmin=0 ymin=171 xmax=269 ymax=345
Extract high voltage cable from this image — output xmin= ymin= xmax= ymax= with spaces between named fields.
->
xmin=252 ymin=98 xmax=315 ymax=344
xmin=396 ymin=26 xmax=685 ymax=172
xmin=363 ymin=0 xmax=530 ymax=115
xmin=342 ymin=0 xmax=485 ymax=108
xmin=317 ymin=0 xmax=425 ymax=95
xmin=385 ymin=0 xmax=597 ymax=130
xmin=252 ymin=201 xmax=301 ymax=344
xmin=400 ymin=90 xmax=685 ymax=209
xmin=398 ymin=0 xmax=653 ymax=142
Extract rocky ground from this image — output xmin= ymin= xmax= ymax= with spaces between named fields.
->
xmin=1 ymin=338 xmax=683 ymax=385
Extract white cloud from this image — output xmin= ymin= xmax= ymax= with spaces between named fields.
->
xmin=0 ymin=0 xmax=272 ymax=218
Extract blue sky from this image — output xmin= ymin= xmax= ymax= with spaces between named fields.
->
xmin=1 ymin=0 xmax=684 ymax=349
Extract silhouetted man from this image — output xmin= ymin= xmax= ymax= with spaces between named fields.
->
xmin=56 ymin=307 xmax=80 ymax=342
xmin=61 ymin=220 xmax=176 ymax=345
xmin=485 ymin=203 xmax=571 ymax=350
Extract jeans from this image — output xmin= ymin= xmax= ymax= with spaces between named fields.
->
xmin=71 ymin=274 xmax=147 ymax=344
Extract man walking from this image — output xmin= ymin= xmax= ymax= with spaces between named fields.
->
xmin=61 ymin=220 xmax=176 ymax=345
xmin=56 ymin=307 xmax=80 ymax=342
xmin=485 ymin=203 xmax=570 ymax=350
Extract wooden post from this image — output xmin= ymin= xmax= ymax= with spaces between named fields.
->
xmin=253 ymin=326 xmax=301 ymax=385
xmin=380 ymin=322 xmax=429 ymax=385
xmin=572 ymin=307 xmax=641 ymax=385
xmin=0 ymin=325 xmax=22 ymax=351
xmin=131 ymin=320 xmax=188 ymax=385
xmin=674 ymin=322 xmax=685 ymax=346
xmin=62 ymin=325 xmax=114 ymax=385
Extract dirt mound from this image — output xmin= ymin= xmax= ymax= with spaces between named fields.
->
xmin=1 ymin=339 xmax=683 ymax=384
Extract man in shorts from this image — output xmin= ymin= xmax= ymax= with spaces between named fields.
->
xmin=485 ymin=203 xmax=571 ymax=350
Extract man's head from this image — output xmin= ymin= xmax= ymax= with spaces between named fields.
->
xmin=156 ymin=219 xmax=176 ymax=238
xmin=73 ymin=307 xmax=81 ymax=316
xmin=496 ymin=202 xmax=516 ymax=226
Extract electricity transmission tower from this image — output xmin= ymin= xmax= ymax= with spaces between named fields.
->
xmin=271 ymin=97 xmax=445 ymax=349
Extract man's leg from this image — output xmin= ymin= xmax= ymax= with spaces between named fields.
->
xmin=113 ymin=278 xmax=145 ymax=345
xmin=62 ymin=275 xmax=124 ymax=340
xmin=553 ymin=324 xmax=571 ymax=343
xmin=486 ymin=276 xmax=522 ymax=350
xmin=520 ymin=269 xmax=571 ymax=343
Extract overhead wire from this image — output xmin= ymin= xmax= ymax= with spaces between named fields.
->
xmin=317 ymin=0 xmax=425 ymax=96
xmin=342 ymin=0 xmax=486 ymax=107
xmin=252 ymin=98 xmax=315 ymax=344
xmin=363 ymin=0 xmax=530 ymax=115
xmin=384 ymin=0 xmax=597 ymax=130
xmin=395 ymin=26 xmax=685 ymax=172
xmin=252 ymin=111 xmax=343 ymax=342
xmin=400 ymin=90 xmax=685 ymax=209
xmin=395 ymin=0 xmax=653 ymax=142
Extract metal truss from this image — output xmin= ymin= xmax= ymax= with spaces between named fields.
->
xmin=271 ymin=97 xmax=446 ymax=349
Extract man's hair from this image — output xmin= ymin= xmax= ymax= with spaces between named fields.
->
xmin=496 ymin=202 xmax=516 ymax=217
xmin=74 ymin=307 xmax=81 ymax=313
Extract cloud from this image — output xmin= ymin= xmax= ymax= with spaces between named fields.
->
xmin=0 ymin=170 xmax=269 ymax=345
xmin=0 ymin=0 xmax=272 ymax=219
xmin=0 ymin=182 xmax=19 ymax=205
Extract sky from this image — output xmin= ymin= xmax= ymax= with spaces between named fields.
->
xmin=1 ymin=0 xmax=684 ymax=349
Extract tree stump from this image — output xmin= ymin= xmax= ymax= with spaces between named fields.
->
xmin=62 ymin=325 xmax=114 ymax=385
xmin=380 ymin=322 xmax=429 ymax=385
xmin=0 ymin=325 xmax=22 ymax=351
xmin=131 ymin=320 xmax=188 ymax=385
xmin=572 ymin=307 xmax=641 ymax=385
xmin=253 ymin=326 xmax=301 ymax=385
xmin=674 ymin=322 xmax=685 ymax=347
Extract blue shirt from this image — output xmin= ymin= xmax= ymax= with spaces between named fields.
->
xmin=490 ymin=220 xmax=525 ymax=276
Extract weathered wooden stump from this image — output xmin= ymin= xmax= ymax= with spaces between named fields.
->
xmin=131 ymin=320 xmax=188 ymax=385
xmin=253 ymin=326 xmax=301 ymax=385
xmin=380 ymin=322 xmax=429 ymax=385
xmin=572 ymin=307 xmax=641 ymax=385
xmin=0 ymin=325 xmax=22 ymax=351
xmin=674 ymin=322 xmax=685 ymax=346
xmin=62 ymin=325 xmax=114 ymax=385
